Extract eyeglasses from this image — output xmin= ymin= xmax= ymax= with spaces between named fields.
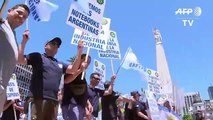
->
xmin=92 ymin=76 xmax=100 ymax=81
xmin=49 ymin=42 xmax=59 ymax=47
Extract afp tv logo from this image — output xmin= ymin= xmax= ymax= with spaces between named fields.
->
xmin=175 ymin=7 xmax=202 ymax=27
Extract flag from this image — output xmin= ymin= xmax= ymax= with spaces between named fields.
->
xmin=27 ymin=0 xmax=58 ymax=22
xmin=121 ymin=47 xmax=148 ymax=80
xmin=174 ymin=86 xmax=185 ymax=114
xmin=121 ymin=47 xmax=138 ymax=69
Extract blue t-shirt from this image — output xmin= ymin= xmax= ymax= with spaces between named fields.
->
xmin=133 ymin=101 xmax=148 ymax=120
xmin=88 ymin=86 xmax=104 ymax=117
xmin=26 ymin=53 xmax=68 ymax=101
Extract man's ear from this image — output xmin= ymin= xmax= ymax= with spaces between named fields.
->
xmin=44 ymin=44 xmax=48 ymax=49
xmin=7 ymin=9 xmax=12 ymax=13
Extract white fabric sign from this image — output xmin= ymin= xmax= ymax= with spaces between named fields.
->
xmin=67 ymin=0 xmax=106 ymax=37
xmin=93 ymin=59 xmax=106 ymax=90
xmin=71 ymin=17 xmax=111 ymax=50
xmin=98 ymin=30 xmax=121 ymax=59
xmin=6 ymin=74 xmax=20 ymax=100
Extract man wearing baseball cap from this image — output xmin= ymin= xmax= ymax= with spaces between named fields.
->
xmin=45 ymin=37 xmax=62 ymax=47
xmin=18 ymin=37 xmax=84 ymax=120
xmin=131 ymin=91 xmax=150 ymax=120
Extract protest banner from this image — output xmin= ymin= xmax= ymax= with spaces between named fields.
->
xmin=146 ymin=91 xmax=160 ymax=120
xmin=71 ymin=17 xmax=110 ymax=51
xmin=93 ymin=59 xmax=106 ymax=90
xmin=98 ymin=30 xmax=121 ymax=59
xmin=6 ymin=74 xmax=20 ymax=100
xmin=146 ymin=68 xmax=161 ymax=94
xmin=67 ymin=0 xmax=106 ymax=37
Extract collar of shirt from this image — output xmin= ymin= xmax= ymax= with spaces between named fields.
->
xmin=43 ymin=53 xmax=58 ymax=62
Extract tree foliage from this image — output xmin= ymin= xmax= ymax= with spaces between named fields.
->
xmin=183 ymin=114 xmax=193 ymax=120
xmin=67 ymin=56 xmax=76 ymax=64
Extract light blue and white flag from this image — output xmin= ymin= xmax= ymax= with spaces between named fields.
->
xmin=26 ymin=0 xmax=58 ymax=22
xmin=121 ymin=47 xmax=148 ymax=80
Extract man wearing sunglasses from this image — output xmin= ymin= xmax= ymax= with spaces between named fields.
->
xmin=87 ymin=72 xmax=116 ymax=119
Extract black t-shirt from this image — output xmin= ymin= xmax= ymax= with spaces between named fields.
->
xmin=101 ymin=91 xmax=119 ymax=120
xmin=62 ymin=73 xmax=88 ymax=107
xmin=87 ymin=86 xmax=104 ymax=117
xmin=133 ymin=101 xmax=148 ymax=120
xmin=26 ymin=53 xmax=68 ymax=101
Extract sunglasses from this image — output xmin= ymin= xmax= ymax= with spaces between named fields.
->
xmin=93 ymin=76 xmax=100 ymax=81
xmin=49 ymin=42 xmax=59 ymax=47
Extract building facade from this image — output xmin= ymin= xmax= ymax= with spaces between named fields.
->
xmin=208 ymin=86 xmax=213 ymax=100
xmin=184 ymin=92 xmax=202 ymax=113
xmin=13 ymin=64 xmax=32 ymax=101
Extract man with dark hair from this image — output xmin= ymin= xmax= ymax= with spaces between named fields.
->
xmin=0 ymin=3 xmax=30 ymax=113
xmin=87 ymin=72 xmax=116 ymax=119
xmin=61 ymin=53 xmax=93 ymax=120
xmin=18 ymin=37 xmax=84 ymax=120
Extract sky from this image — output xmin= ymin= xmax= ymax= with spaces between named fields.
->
xmin=5 ymin=0 xmax=213 ymax=100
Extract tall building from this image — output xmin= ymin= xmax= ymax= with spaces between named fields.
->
xmin=154 ymin=28 xmax=173 ymax=101
xmin=13 ymin=64 xmax=32 ymax=100
xmin=208 ymin=86 xmax=213 ymax=100
xmin=184 ymin=92 xmax=202 ymax=113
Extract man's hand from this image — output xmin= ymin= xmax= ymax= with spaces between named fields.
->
xmin=85 ymin=100 xmax=93 ymax=120
xmin=22 ymin=30 xmax=30 ymax=44
xmin=78 ymin=40 xmax=84 ymax=49
xmin=80 ymin=61 xmax=88 ymax=72
xmin=87 ymin=103 xmax=93 ymax=114
xmin=110 ymin=74 xmax=116 ymax=83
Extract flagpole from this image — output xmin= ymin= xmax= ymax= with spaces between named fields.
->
xmin=13 ymin=106 xmax=17 ymax=120
xmin=28 ymin=102 xmax=32 ymax=120
xmin=110 ymin=59 xmax=114 ymax=75
xmin=80 ymin=31 xmax=89 ymax=80
xmin=0 ymin=0 xmax=8 ymax=18
xmin=115 ymin=47 xmax=130 ymax=75
xmin=25 ymin=0 xmax=29 ymax=30
xmin=81 ymin=47 xmax=90 ymax=80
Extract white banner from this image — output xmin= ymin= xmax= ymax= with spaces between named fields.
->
xmin=67 ymin=0 xmax=106 ymax=37
xmin=146 ymin=91 xmax=160 ymax=120
xmin=71 ymin=17 xmax=111 ymax=51
xmin=146 ymin=68 xmax=161 ymax=94
xmin=93 ymin=59 xmax=106 ymax=90
xmin=98 ymin=30 xmax=121 ymax=59
xmin=6 ymin=74 xmax=20 ymax=100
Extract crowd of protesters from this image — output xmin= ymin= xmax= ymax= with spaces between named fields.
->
xmin=0 ymin=3 xmax=183 ymax=120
